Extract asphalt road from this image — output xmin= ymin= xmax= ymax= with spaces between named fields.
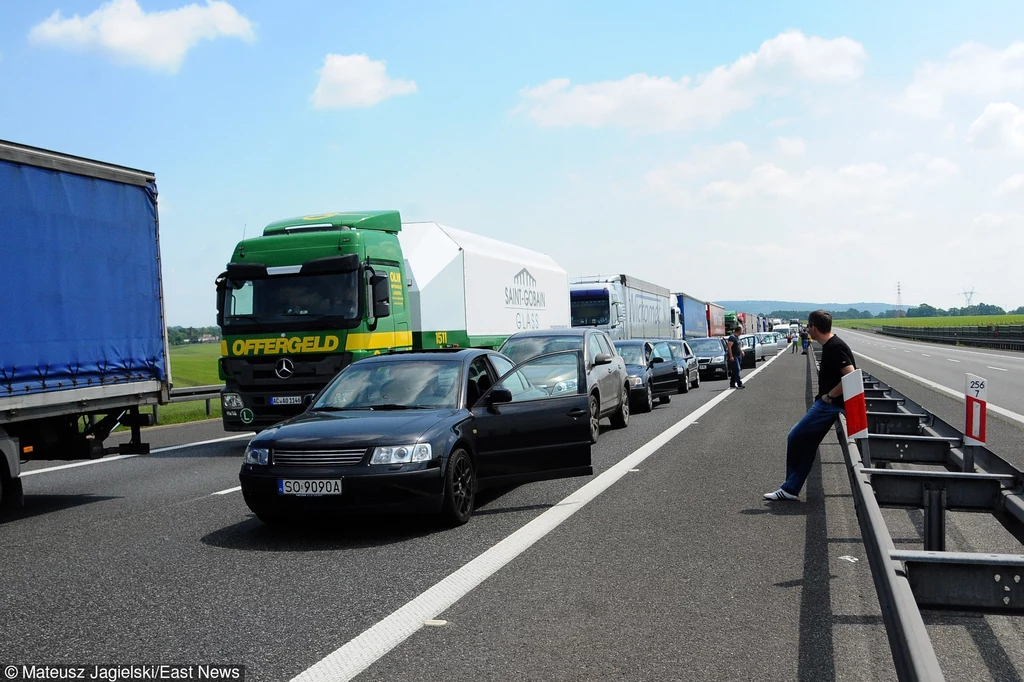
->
xmin=3 ymin=344 xmax=1024 ymax=681
xmin=841 ymin=328 xmax=1024 ymax=416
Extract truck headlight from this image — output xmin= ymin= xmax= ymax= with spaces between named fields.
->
xmin=223 ymin=393 xmax=245 ymax=409
xmin=628 ymin=375 xmax=643 ymax=386
xmin=552 ymin=379 xmax=578 ymax=394
xmin=243 ymin=445 xmax=269 ymax=465
xmin=371 ymin=443 xmax=432 ymax=464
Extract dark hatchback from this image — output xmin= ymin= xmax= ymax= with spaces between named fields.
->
xmin=239 ymin=349 xmax=593 ymax=526
xmin=612 ymin=340 xmax=677 ymax=412
xmin=688 ymin=337 xmax=729 ymax=380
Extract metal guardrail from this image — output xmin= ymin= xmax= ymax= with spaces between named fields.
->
xmin=158 ymin=384 xmax=223 ymax=423
xmin=871 ymin=324 xmax=1024 ymax=351
xmin=811 ymin=350 xmax=1024 ymax=681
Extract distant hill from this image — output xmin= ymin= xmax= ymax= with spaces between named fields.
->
xmin=716 ymin=301 xmax=895 ymax=316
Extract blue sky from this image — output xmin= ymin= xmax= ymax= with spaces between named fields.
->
xmin=3 ymin=0 xmax=1024 ymax=324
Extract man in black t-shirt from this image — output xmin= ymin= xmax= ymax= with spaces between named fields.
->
xmin=764 ymin=310 xmax=856 ymax=501
xmin=726 ymin=327 xmax=744 ymax=389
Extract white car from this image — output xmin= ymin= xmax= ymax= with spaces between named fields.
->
xmin=756 ymin=332 xmax=779 ymax=357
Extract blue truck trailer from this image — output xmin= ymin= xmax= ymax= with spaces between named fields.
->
xmin=0 ymin=140 xmax=169 ymax=510
xmin=672 ymin=292 xmax=710 ymax=339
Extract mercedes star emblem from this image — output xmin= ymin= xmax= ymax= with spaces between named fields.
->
xmin=275 ymin=357 xmax=295 ymax=379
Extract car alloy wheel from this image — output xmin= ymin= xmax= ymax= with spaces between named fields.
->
xmin=691 ymin=369 xmax=700 ymax=390
xmin=642 ymin=383 xmax=653 ymax=413
xmin=442 ymin=449 xmax=475 ymax=526
xmin=589 ymin=394 xmax=601 ymax=443
xmin=610 ymin=384 xmax=629 ymax=429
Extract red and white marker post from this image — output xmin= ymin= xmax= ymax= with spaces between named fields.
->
xmin=841 ymin=369 xmax=871 ymax=465
xmin=964 ymin=373 xmax=987 ymax=471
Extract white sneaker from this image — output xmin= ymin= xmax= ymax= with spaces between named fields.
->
xmin=763 ymin=488 xmax=798 ymax=501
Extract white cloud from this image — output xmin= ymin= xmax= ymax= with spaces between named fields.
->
xmin=994 ymin=173 xmax=1024 ymax=196
xmin=967 ymin=102 xmax=1024 ymax=153
xmin=777 ymin=136 xmax=806 ymax=155
xmin=312 ymin=53 xmax=417 ymax=109
xmin=910 ymin=153 xmax=960 ymax=175
xmin=516 ymin=30 xmax=866 ymax=132
xmin=28 ymin=0 xmax=254 ymax=73
xmin=769 ymin=117 xmax=797 ymax=128
xmin=895 ymin=41 xmax=1024 ymax=118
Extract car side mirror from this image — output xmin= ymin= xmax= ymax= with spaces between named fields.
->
xmin=651 ymin=356 xmax=665 ymax=364
xmin=594 ymin=353 xmax=613 ymax=366
xmin=486 ymin=388 xmax=513 ymax=405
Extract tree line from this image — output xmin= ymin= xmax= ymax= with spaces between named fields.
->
xmin=767 ymin=304 xmax=1024 ymax=321
xmin=168 ymin=326 xmax=221 ymax=346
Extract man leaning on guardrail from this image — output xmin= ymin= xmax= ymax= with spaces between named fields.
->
xmin=764 ymin=310 xmax=856 ymax=501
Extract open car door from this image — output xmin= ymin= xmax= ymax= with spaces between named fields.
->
xmin=471 ymin=350 xmax=593 ymax=487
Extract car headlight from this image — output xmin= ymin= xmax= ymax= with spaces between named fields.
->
xmin=243 ymin=445 xmax=269 ymax=465
xmin=222 ymin=393 xmax=245 ymax=409
xmin=713 ymin=355 xmax=726 ymax=364
xmin=628 ymin=375 xmax=643 ymax=386
xmin=552 ymin=379 xmax=578 ymax=394
xmin=371 ymin=443 xmax=432 ymax=464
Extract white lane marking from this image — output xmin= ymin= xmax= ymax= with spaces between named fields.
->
xmin=843 ymin=329 xmax=1024 ymax=363
xmin=922 ymin=354 xmax=931 ymax=357
xmin=947 ymin=359 xmax=960 ymax=363
xmin=904 ymin=350 xmax=911 ymax=353
xmin=212 ymin=486 xmax=242 ymax=495
xmin=290 ymin=346 xmax=789 ymax=682
xmin=853 ymin=351 xmax=1024 ymax=427
xmin=20 ymin=434 xmax=253 ymax=477
xmin=988 ymin=366 xmax=1009 ymax=372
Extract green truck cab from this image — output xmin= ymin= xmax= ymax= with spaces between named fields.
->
xmin=216 ymin=211 xmax=406 ymax=432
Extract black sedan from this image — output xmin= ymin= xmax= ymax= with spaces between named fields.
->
xmin=658 ymin=340 xmax=700 ymax=392
xmin=612 ymin=340 xmax=677 ymax=413
xmin=239 ymin=349 xmax=593 ymax=526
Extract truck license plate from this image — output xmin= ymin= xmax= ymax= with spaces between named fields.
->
xmin=270 ymin=396 xmax=303 ymax=405
xmin=278 ymin=479 xmax=342 ymax=496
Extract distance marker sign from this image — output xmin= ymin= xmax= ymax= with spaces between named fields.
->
xmin=964 ymin=373 xmax=987 ymax=446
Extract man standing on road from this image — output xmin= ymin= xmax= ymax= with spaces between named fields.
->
xmin=764 ymin=310 xmax=856 ymax=501
xmin=791 ymin=328 xmax=799 ymax=353
xmin=799 ymin=327 xmax=810 ymax=354
xmin=727 ymin=327 xmax=744 ymax=389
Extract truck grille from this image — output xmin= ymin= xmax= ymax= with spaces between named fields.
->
xmin=272 ymin=448 xmax=366 ymax=466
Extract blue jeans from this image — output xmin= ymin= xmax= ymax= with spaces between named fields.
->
xmin=729 ymin=356 xmax=743 ymax=387
xmin=781 ymin=399 xmax=844 ymax=495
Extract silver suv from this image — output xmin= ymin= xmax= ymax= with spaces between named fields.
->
xmin=499 ymin=328 xmax=630 ymax=443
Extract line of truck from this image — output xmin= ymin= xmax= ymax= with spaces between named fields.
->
xmin=0 ymin=140 xmax=736 ymax=505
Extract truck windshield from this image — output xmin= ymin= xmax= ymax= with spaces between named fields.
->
xmin=570 ymin=296 xmax=610 ymax=326
xmin=222 ymin=271 xmax=360 ymax=329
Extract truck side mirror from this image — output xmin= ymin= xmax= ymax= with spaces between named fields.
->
xmin=369 ymin=274 xmax=391 ymax=318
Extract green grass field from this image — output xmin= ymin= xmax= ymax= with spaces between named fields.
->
xmin=133 ymin=342 xmax=223 ymax=427
xmin=835 ymin=315 xmax=1024 ymax=329
xmin=168 ymin=342 xmax=222 ymax=386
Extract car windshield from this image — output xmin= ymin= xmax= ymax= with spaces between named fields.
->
xmin=222 ymin=271 xmax=360 ymax=328
xmin=500 ymin=336 xmax=583 ymax=364
xmin=665 ymin=342 xmax=685 ymax=357
xmin=688 ymin=339 xmax=723 ymax=354
xmin=614 ymin=345 xmax=644 ymax=365
xmin=571 ymin=297 xmax=610 ymax=326
xmin=313 ymin=359 xmax=461 ymax=410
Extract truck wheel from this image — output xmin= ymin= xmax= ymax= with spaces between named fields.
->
xmin=690 ymin=371 xmax=700 ymax=390
xmin=609 ymin=385 xmax=630 ymax=429
xmin=0 ymin=468 xmax=24 ymax=511
xmin=441 ymin=448 xmax=475 ymax=526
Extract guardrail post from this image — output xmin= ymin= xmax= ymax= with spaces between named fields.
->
xmin=153 ymin=404 xmax=159 ymax=425
xmin=205 ymin=398 xmax=211 ymax=416
xmin=922 ymin=486 xmax=947 ymax=552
